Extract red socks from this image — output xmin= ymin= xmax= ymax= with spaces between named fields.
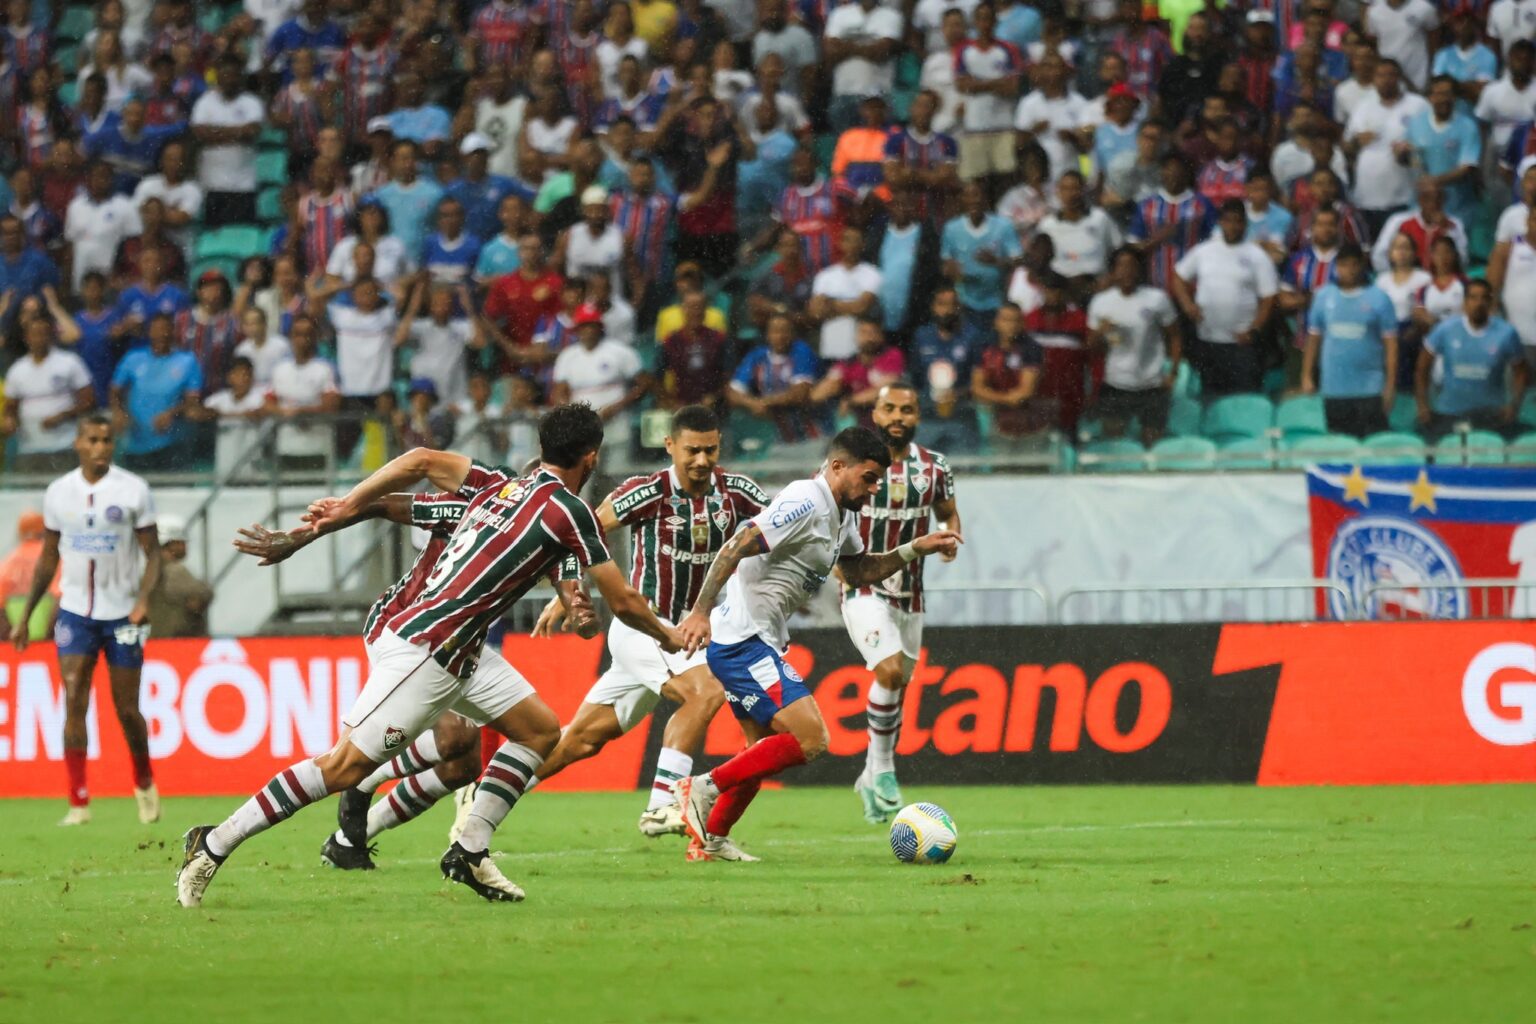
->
xmin=706 ymin=779 xmax=761 ymax=836
xmin=64 ymin=749 xmax=88 ymax=807
xmin=710 ymin=733 xmax=806 ymax=791
xmin=130 ymin=751 xmax=153 ymax=790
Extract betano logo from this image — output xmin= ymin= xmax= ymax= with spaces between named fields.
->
xmin=1462 ymin=643 xmax=1536 ymax=746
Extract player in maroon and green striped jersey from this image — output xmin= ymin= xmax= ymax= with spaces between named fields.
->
xmin=178 ymin=404 xmax=684 ymax=907
xmin=527 ymin=405 xmax=769 ymax=852
xmin=839 ymin=382 xmax=961 ymax=823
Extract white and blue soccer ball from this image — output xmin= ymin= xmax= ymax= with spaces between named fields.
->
xmin=889 ymin=803 xmax=957 ymax=864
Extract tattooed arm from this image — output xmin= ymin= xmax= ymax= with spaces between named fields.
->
xmin=675 ymin=522 xmax=769 ymax=651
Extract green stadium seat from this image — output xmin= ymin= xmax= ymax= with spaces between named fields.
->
xmin=57 ymin=7 xmax=94 ymax=40
xmin=190 ymin=257 xmax=240 ymax=285
xmin=258 ymin=125 xmax=288 ymax=150
xmin=1172 ymin=360 xmax=1199 ymax=399
xmin=1217 ymin=437 xmax=1275 ymax=470
xmin=727 ymin=409 xmax=779 ymax=459
xmin=1507 ymin=431 xmax=1536 ymax=464
xmin=1078 ymin=438 xmax=1148 ymax=473
xmin=58 ymin=81 xmax=78 ymax=107
xmin=1388 ymin=394 xmax=1420 ymax=433
xmin=55 ymin=45 xmax=79 ymax=75
xmin=1434 ymin=430 xmax=1506 ymax=466
xmin=1149 ymin=436 xmax=1217 ymax=471
xmin=196 ymin=225 xmax=264 ymax=262
xmin=1279 ymin=433 xmax=1362 ymax=469
xmin=1361 ymin=431 xmax=1427 ymax=466
xmin=1200 ymin=394 xmax=1273 ymax=443
xmin=256 ymin=151 xmax=289 ymax=186
xmin=257 ymin=187 xmax=284 ymax=223
xmin=896 ymin=52 xmax=921 ymax=89
xmin=1519 ymin=392 xmax=1536 ymax=430
xmin=813 ymin=133 xmax=836 ymax=176
xmin=1274 ymin=395 xmax=1327 ymax=439
xmin=1166 ymin=396 xmax=1202 ymax=437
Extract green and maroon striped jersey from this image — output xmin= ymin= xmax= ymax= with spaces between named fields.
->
xmin=843 ymin=443 xmax=954 ymax=613
xmin=385 ymin=468 xmax=611 ymax=677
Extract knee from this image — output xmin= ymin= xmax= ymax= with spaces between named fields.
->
xmin=681 ymin=677 xmax=726 ymax=715
xmin=874 ymin=658 xmax=911 ymax=691
xmin=436 ymin=752 xmax=482 ymax=790
xmin=797 ymin=722 xmax=829 ymax=762
xmin=436 ymin=718 xmax=480 ymax=760
xmin=525 ymin=717 xmax=562 ymax=760
xmin=315 ymin=744 xmax=377 ymax=792
xmin=560 ymin=724 xmax=605 ymax=762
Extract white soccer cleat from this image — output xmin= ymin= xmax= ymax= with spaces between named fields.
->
xmin=440 ymin=842 xmax=526 ymax=902
xmin=448 ymin=781 xmax=477 ymax=844
xmin=134 ymin=784 xmax=161 ymax=824
xmin=637 ymin=802 xmax=686 ymax=837
xmin=698 ymin=835 xmax=761 ymax=862
xmin=674 ymin=774 xmax=719 ymax=847
xmin=175 ymin=825 xmax=223 ymax=908
xmin=59 ymin=806 xmax=91 ymax=827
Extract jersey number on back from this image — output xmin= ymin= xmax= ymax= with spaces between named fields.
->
xmin=425 ymin=531 xmax=477 ymax=593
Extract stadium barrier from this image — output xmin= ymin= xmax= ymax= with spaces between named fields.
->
xmin=2 ymin=622 xmax=1533 ymax=797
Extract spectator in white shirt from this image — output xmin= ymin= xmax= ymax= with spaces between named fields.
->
xmin=919 ymin=7 xmax=970 ymax=134
xmin=1344 ymin=58 xmax=1430 ymax=236
xmin=810 ymin=226 xmax=883 ymax=361
xmin=395 ymin=281 xmax=483 ymax=410
xmin=1015 ymin=53 xmax=1091 ymax=185
xmin=550 ymin=306 xmax=647 ymax=448
xmin=954 ymin=1 xmax=1025 ymax=197
xmin=1333 ymin=40 xmax=1379 ymax=129
xmin=1481 ymin=40 xmax=1536 ymax=167
xmin=317 ymin=276 xmax=398 ymax=458
xmin=201 ymin=356 xmax=269 ymax=480
xmin=65 ymin=161 xmax=140 ymax=291
xmin=1364 ymin=0 xmax=1438 ymax=92
xmin=232 ymin=308 xmax=292 ymax=387
xmin=1489 ymin=0 xmax=1536 ymax=58
xmin=189 ymin=54 xmax=265 ymax=227
xmin=2 ymin=317 xmax=95 ymax=474
xmin=753 ymin=0 xmax=820 ymax=98
xmin=1088 ymin=247 xmax=1183 ymax=446
xmin=267 ymin=315 xmax=341 ymax=467
xmin=1172 ymin=200 xmax=1279 ymax=395
xmin=132 ymin=141 xmax=202 ymax=260
xmin=823 ymin=0 xmax=905 ymax=131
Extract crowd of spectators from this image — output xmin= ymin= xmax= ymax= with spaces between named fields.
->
xmin=3 ymin=0 xmax=1536 ymax=475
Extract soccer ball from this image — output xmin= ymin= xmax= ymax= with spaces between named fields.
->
xmin=889 ymin=803 xmax=958 ymax=864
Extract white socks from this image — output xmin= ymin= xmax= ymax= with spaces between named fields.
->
xmin=458 ymin=742 xmax=544 ymax=854
xmin=865 ymin=683 xmax=903 ymax=776
xmin=357 ymin=732 xmax=442 ymax=795
xmin=208 ymin=760 xmax=328 ymax=858
xmin=358 ymin=768 xmax=454 ymax=841
xmin=647 ymin=747 xmax=693 ymax=810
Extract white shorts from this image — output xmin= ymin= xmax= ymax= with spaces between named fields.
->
xmin=841 ymin=594 xmax=923 ymax=671
xmin=582 ymin=615 xmax=707 ymax=732
xmin=346 ymin=630 xmax=535 ymax=762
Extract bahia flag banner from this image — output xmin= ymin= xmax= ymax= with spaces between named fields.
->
xmin=1307 ymin=464 xmax=1536 ymax=620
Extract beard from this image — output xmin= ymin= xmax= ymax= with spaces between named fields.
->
xmin=879 ymin=421 xmax=913 ymax=447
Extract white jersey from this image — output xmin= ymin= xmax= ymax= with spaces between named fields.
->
xmin=42 ymin=466 xmax=157 ymax=620
xmin=712 ymin=475 xmax=864 ymax=651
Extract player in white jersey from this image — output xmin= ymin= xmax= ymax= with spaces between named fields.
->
xmin=13 ymin=415 xmax=163 ymax=826
xmin=670 ymin=428 xmax=961 ymax=852
xmin=842 ymin=382 xmax=961 ymax=822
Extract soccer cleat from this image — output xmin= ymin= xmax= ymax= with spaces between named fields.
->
xmin=685 ymin=836 xmax=708 ymax=862
xmin=58 ymin=806 xmax=91 ymax=827
xmin=854 ymin=770 xmax=889 ymax=824
xmin=638 ymin=802 xmax=686 ymax=837
xmin=448 ymin=782 xmax=477 ymax=844
xmin=175 ymin=825 xmax=223 ymax=908
xmin=674 ymin=774 xmax=719 ymax=846
xmin=336 ymin=787 xmax=370 ymax=849
xmin=697 ymin=835 xmax=761 ymax=862
xmin=320 ymin=833 xmax=377 ymax=871
xmin=134 ymin=784 xmax=161 ymax=824
xmin=872 ymin=772 xmax=903 ymax=815
xmin=440 ymin=842 xmax=525 ymax=902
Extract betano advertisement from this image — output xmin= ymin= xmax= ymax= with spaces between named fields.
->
xmin=2 ymin=624 xmax=1534 ymax=797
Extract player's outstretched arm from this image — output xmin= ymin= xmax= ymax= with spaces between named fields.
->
xmin=676 ymin=522 xmax=768 ymax=650
xmin=587 ymin=561 xmax=685 ymax=653
xmin=311 ymin=447 xmax=473 ymax=531
xmin=839 ymin=530 xmax=963 ymax=588
xmin=234 ymin=494 xmax=419 ymax=565
xmin=12 ymin=530 xmax=60 ymax=653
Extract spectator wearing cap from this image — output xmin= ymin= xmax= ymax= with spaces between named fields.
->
xmin=351 ymin=117 xmax=396 ymax=198
xmin=954 ymin=1 xmax=1025 ymax=199
xmin=483 ymin=235 xmax=566 ymax=375
xmin=111 ymin=312 xmax=202 ymax=472
xmin=0 ymin=509 xmax=60 ymax=644
xmin=420 ymin=197 xmax=483 ymax=289
xmin=370 ymin=139 xmax=446 ymax=260
xmin=64 ymin=160 xmax=140 ymax=291
xmin=132 ymin=140 xmax=201 ymax=259
xmin=823 ymin=0 xmax=904 ymax=132
xmin=1173 ymin=200 xmax=1279 ymax=395
xmin=395 ymin=377 xmax=455 ymax=449
xmin=536 ymin=138 xmax=608 ymax=248
xmin=1094 ymin=84 xmax=1143 ymax=182
xmin=448 ymin=134 xmax=527 ymax=244
xmin=398 ymin=281 xmax=482 ymax=409
xmin=657 ymin=289 xmax=731 ymax=410
xmin=146 ymin=514 xmax=214 ymax=639
xmin=556 ymin=185 xmax=625 ymax=296
xmin=2 ymin=316 xmax=94 ymax=475
xmin=200 ymin=356 xmax=268 ymax=480
xmin=1344 ymin=57 xmax=1430 ymax=238
xmin=550 ymin=303 xmax=647 ymax=447
xmin=190 ymin=54 xmax=264 ymax=227
xmin=1235 ymin=12 xmax=1278 ymax=125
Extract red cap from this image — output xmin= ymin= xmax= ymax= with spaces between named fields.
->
xmin=1107 ymin=83 xmax=1139 ymax=104
xmin=572 ymin=303 xmax=604 ymax=328
xmin=198 ymin=268 xmax=228 ymax=286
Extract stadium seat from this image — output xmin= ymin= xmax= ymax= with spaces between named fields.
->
xmin=1361 ymin=431 xmax=1426 ymax=466
xmin=726 ymin=409 xmax=779 ymax=459
xmin=1217 ymin=437 xmax=1275 ymax=470
xmin=1518 ymin=392 xmax=1536 ymax=430
xmin=813 ymin=134 xmax=836 ymax=176
xmin=257 ymin=187 xmax=283 ymax=223
xmin=1199 ymin=394 xmax=1273 ymax=443
xmin=58 ymin=81 xmax=78 ymax=107
xmin=55 ymin=44 xmax=79 ymax=75
xmin=258 ymin=125 xmax=288 ymax=150
xmin=1149 ymin=436 xmax=1217 ymax=471
xmin=1274 ymin=395 xmax=1327 ymax=439
xmin=1166 ymin=396 xmax=1202 ymax=437
xmin=196 ymin=225 xmax=264 ymax=262
xmin=256 ymin=151 xmax=289 ymax=186
xmin=1434 ymin=430 xmax=1506 ymax=466
xmin=1078 ymin=438 xmax=1148 ymax=473
xmin=57 ymin=7 xmax=94 ymax=40
xmin=190 ymin=257 xmax=240 ymax=285
xmin=1172 ymin=360 xmax=1199 ymax=399
xmin=1507 ymin=431 xmax=1536 ymax=464
xmin=1278 ymin=433 xmax=1361 ymax=469
xmin=1388 ymin=394 xmax=1420 ymax=433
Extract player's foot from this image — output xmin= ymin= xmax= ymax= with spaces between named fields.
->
xmin=674 ymin=774 xmax=719 ymax=846
xmin=694 ymin=835 xmax=761 ymax=862
xmin=58 ymin=806 xmax=91 ymax=827
xmin=872 ymin=771 xmax=903 ymax=816
xmin=320 ymin=833 xmax=377 ymax=871
xmin=638 ymin=802 xmax=685 ymax=837
xmin=134 ymin=784 xmax=161 ymax=824
xmin=854 ymin=769 xmax=889 ymax=824
xmin=440 ymin=842 xmax=525 ymax=902
xmin=448 ymin=781 xmax=477 ymax=844
xmin=685 ymin=836 xmax=707 ymax=862
xmin=336 ymin=787 xmax=370 ymax=849
xmin=175 ymin=825 xmax=224 ymax=908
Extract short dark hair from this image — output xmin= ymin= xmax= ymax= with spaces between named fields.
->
xmin=78 ymin=412 xmax=113 ymax=436
xmin=670 ymin=404 xmax=720 ymax=437
xmin=1218 ymin=198 xmax=1247 ymax=220
xmin=1467 ymin=278 xmax=1494 ymax=299
xmin=230 ymin=356 xmax=255 ymax=375
xmin=827 ymin=426 xmax=892 ymax=469
xmin=539 ymin=402 xmax=605 ymax=468
xmin=1336 ymin=242 xmax=1366 ymax=264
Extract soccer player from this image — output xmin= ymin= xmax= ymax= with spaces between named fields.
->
xmin=840 ymin=382 xmax=960 ymax=823
xmin=525 ymin=404 xmax=769 ymax=853
xmin=12 ymin=414 xmax=162 ymax=826
xmin=671 ymin=427 xmax=961 ymax=853
xmin=177 ymin=404 xmax=686 ymax=907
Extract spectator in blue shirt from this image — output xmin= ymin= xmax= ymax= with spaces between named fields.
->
xmin=420 ymin=197 xmax=483 ymax=288
xmin=727 ymin=310 xmax=824 ymax=443
xmin=82 ymin=97 xmax=185 ymax=195
xmin=110 ymin=313 xmax=203 ymax=471
xmin=369 ymin=140 xmax=445 ymax=257
xmin=65 ymin=271 xmax=124 ymax=406
xmin=0 ymin=215 xmax=61 ymax=323
xmin=1432 ymin=8 xmax=1497 ymax=106
xmin=1406 ymin=75 xmax=1483 ymax=228
xmin=910 ymin=284 xmax=985 ymax=450
xmin=113 ymin=248 xmax=191 ymax=338
xmin=1417 ymin=279 xmax=1530 ymax=439
xmin=941 ymin=181 xmax=1024 ymax=326
xmin=1301 ymin=243 xmax=1400 ymax=437
xmin=265 ymin=0 xmax=347 ymax=77
xmin=384 ymin=72 xmax=452 ymax=160
xmin=996 ymin=0 xmax=1044 ymax=50
xmin=475 ymin=194 xmax=529 ymax=283
xmin=446 ymin=134 xmax=525 ymax=243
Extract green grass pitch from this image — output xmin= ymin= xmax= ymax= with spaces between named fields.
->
xmin=2 ymin=785 xmax=1533 ymax=1023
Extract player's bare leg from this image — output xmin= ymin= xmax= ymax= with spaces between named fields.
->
xmin=108 ymin=664 xmax=159 ymax=823
xmin=58 ymin=654 xmax=96 ymax=825
xmin=856 ymin=652 xmax=915 ymax=824
xmin=441 ymin=695 xmax=561 ymax=903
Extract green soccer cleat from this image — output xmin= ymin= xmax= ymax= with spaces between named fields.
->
xmin=854 ymin=770 xmax=890 ymax=824
xmin=872 ymin=772 xmax=903 ymax=815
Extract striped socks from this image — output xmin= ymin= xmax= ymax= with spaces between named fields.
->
xmin=207 ymin=760 xmax=328 ymax=858
xmin=363 ymin=769 xmax=453 ymax=840
xmin=457 ymin=742 xmax=544 ymax=854
xmin=647 ymin=747 xmax=693 ymax=810
xmin=865 ymin=683 xmax=903 ymax=775
xmin=356 ymin=733 xmax=441 ymax=795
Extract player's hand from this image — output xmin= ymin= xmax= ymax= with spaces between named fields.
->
xmin=531 ymin=597 xmax=567 ymax=638
xmin=128 ymin=601 xmax=149 ymax=626
xmin=938 ymin=526 xmax=963 ymax=562
xmin=913 ymin=530 xmax=963 ymax=560
xmin=304 ymin=497 xmax=349 ymax=535
xmin=234 ymin=522 xmax=312 ymax=565
xmin=659 ymin=626 xmax=688 ymax=655
xmin=12 ymin=624 xmax=29 ymax=653
xmin=677 ymin=610 xmax=711 ymax=655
